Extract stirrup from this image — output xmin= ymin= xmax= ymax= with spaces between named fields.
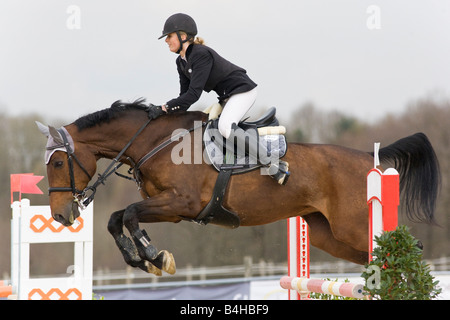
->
xmin=267 ymin=161 xmax=290 ymax=185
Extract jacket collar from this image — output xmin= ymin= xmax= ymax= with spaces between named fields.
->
xmin=180 ymin=43 xmax=194 ymax=62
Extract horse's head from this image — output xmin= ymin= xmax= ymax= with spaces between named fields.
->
xmin=36 ymin=122 xmax=97 ymax=226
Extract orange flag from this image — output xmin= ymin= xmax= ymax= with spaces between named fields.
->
xmin=10 ymin=173 xmax=44 ymax=203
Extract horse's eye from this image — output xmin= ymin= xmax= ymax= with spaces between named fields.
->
xmin=53 ymin=160 xmax=64 ymax=168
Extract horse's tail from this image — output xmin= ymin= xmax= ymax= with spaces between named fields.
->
xmin=373 ymin=132 xmax=441 ymax=225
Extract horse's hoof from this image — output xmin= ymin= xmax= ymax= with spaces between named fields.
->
xmin=144 ymin=261 xmax=162 ymax=276
xmin=160 ymin=250 xmax=176 ymax=275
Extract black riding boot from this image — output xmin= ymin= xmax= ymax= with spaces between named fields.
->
xmin=227 ymin=124 xmax=290 ymax=185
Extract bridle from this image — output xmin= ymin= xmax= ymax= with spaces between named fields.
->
xmin=47 ymin=118 xmax=207 ymax=210
xmin=47 ymin=127 xmax=93 ymax=207
xmin=47 ymin=119 xmax=151 ymax=209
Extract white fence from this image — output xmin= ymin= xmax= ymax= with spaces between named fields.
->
xmin=10 ymin=199 xmax=93 ymax=300
xmin=90 ymin=255 xmax=450 ymax=290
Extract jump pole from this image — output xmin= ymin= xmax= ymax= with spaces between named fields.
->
xmin=367 ymin=143 xmax=399 ymax=260
xmin=287 ymin=216 xmax=309 ymax=299
xmin=280 ymin=276 xmax=365 ymax=299
xmin=285 ymin=217 xmax=365 ymax=300
xmin=283 ymin=142 xmax=399 ymax=299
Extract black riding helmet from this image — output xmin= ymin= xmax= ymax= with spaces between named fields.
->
xmin=158 ymin=13 xmax=198 ymax=54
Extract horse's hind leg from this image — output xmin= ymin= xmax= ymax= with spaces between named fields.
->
xmin=107 ymin=209 xmax=164 ymax=275
xmin=302 ymin=212 xmax=368 ymax=265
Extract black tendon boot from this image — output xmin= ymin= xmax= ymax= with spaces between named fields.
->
xmin=228 ymin=124 xmax=290 ymax=185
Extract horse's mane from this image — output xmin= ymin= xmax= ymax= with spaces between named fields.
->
xmin=73 ymin=99 xmax=148 ymax=131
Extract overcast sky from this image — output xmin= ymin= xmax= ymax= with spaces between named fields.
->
xmin=1 ymin=0 xmax=449 ymax=124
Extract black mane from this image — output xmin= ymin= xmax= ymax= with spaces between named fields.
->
xmin=73 ymin=99 xmax=148 ymax=131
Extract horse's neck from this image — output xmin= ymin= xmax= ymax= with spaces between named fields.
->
xmin=68 ymin=119 xmax=146 ymax=161
xmin=70 ymin=112 xmax=206 ymax=161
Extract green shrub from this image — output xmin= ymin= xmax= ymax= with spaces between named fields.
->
xmin=362 ymin=225 xmax=441 ymax=300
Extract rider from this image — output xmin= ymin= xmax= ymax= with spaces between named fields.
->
xmin=150 ymin=13 xmax=289 ymax=185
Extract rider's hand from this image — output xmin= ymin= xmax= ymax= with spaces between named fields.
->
xmin=147 ymin=104 xmax=166 ymax=119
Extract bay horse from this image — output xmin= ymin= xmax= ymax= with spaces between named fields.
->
xmin=37 ymin=100 xmax=440 ymax=275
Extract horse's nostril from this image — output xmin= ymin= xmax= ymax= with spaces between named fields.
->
xmin=53 ymin=214 xmax=65 ymax=224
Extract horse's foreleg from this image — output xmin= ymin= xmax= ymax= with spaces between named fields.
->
xmin=131 ymin=228 xmax=176 ymax=275
xmin=122 ymin=189 xmax=186 ymax=275
xmin=107 ymin=209 xmax=164 ymax=275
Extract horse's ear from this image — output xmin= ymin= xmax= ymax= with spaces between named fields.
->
xmin=48 ymin=126 xmax=64 ymax=145
xmin=35 ymin=121 xmax=50 ymax=137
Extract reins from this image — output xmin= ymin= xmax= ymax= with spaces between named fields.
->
xmin=80 ymin=118 xmax=152 ymax=208
xmin=48 ymin=117 xmax=207 ymax=210
xmin=134 ymin=120 xmax=207 ymax=172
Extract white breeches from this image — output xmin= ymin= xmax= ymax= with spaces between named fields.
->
xmin=218 ymin=87 xmax=258 ymax=139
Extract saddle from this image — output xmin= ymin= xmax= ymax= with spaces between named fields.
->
xmin=193 ymin=104 xmax=288 ymax=229
xmin=203 ymin=104 xmax=288 ymax=174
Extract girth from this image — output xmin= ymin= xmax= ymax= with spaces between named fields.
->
xmin=191 ymin=166 xmax=240 ymax=229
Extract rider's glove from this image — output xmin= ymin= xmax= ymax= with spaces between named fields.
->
xmin=147 ymin=104 xmax=166 ymax=119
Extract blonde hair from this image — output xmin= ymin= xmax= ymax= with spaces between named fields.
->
xmin=179 ymin=31 xmax=205 ymax=45
xmin=194 ymin=36 xmax=205 ymax=45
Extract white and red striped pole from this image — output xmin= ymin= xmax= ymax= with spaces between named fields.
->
xmin=367 ymin=143 xmax=399 ymax=261
xmin=280 ymin=276 xmax=365 ymax=299
xmin=287 ymin=216 xmax=309 ymax=300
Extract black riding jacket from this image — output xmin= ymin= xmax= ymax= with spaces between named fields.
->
xmin=166 ymin=44 xmax=257 ymax=112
